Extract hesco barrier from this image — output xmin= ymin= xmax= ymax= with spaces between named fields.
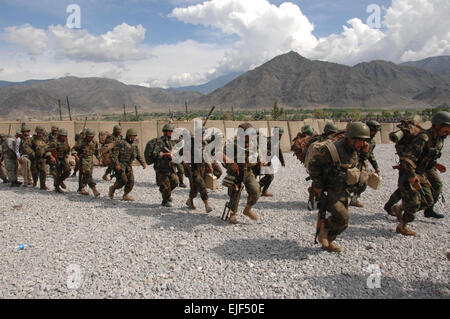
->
xmin=0 ymin=120 xmax=432 ymax=153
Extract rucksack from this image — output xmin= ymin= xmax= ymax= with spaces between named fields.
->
xmin=303 ymin=131 xmax=345 ymax=172
xmin=391 ymin=120 xmax=424 ymax=156
xmin=291 ymin=133 xmax=315 ymax=163
xmin=144 ymin=138 xmax=158 ymax=165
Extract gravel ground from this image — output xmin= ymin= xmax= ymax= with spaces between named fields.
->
xmin=0 ymin=143 xmax=449 ymax=299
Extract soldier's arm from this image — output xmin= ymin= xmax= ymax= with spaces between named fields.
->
xmin=136 ymin=145 xmax=145 ymax=167
xmin=110 ymin=142 xmax=121 ymax=167
xmin=308 ymin=148 xmax=332 ymax=191
xmin=399 ymin=134 xmax=427 ymax=178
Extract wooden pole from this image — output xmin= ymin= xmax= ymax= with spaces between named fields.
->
xmin=66 ymin=96 xmax=72 ymax=121
xmin=135 ymin=105 xmax=138 ymax=120
xmin=58 ymin=99 xmax=62 ymax=120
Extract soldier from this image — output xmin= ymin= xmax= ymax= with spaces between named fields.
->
xmin=205 ymin=131 xmax=223 ymax=179
xmin=72 ymin=128 xmax=102 ymax=197
xmin=0 ymin=133 xmax=9 ymax=183
xmin=254 ymin=126 xmax=286 ymax=197
xmin=153 ymin=124 xmax=179 ymax=207
xmin=48 ymin=125 xmax=59 ymax=143
xmin=222 ymin=122 xmax=260 ymax=224
xmin=71 ymin=132 xmax=82 ymax=178
xmin=2 ymin=130 xmax=22 ymax=187
xmin=109 ymin=129 xmax=146 ymax=201
xmin=309 ymin=122 xmax=371 ymax=252
xmin=301 ymin=124 xmax=316 ymax=137
xmin=102 ymin=125 xmax=123 ymax=181
xmin=46 ymin=128 xmax=71 ymax=193
xmin=390 ymin=111 xmax=450 ymax=235
xmin=18 ymin=125 xmax=34 ymax=187
xmin=348 ymin=120 xmax=382 ymax=208
xmin=184 ymin=133 xmax=213 ymax=213
xmin=31 ymin=126 xmax=49 ymax=190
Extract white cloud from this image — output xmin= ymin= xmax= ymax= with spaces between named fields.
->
xmin=4 ymin=24 xmax=49 ymax=55
xmin=48 ymin=23 xmax=147 ymax=63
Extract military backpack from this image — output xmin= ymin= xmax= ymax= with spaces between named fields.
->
xmin=144 ymin=138 xmax=159 ymax=165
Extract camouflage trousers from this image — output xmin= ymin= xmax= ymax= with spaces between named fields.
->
xmin=5 ymin=157 xmax=18 ymax=182
xmin=79 ymin=158 xmax=96 ymax=189
xmin=397 ymin=169 xmax=439 ymax=223
xmin=176 ymin=163 xmax=185 ymax=184
xmin=322 ymin=191 xmax=350 ymax=243
xmin=31 ymin=158 xmax=47 ymax=188
xmin=259 ymin=174 xmax=274 ymax=193
xmin=113 ymin=164 xmax=135 ymax=194
xmin=0 ymin=160 xmax=8 ymax=181
xmin=186 ymin=164 xmax=208 ymax=201
xmin=227 ymin=168 xmax=260 ymax=213
xmin=54 ymin=161 xmax=71 ymax=188
xmin=155 ymin=169 xmax=179 ymax=202
xmin=20 ymin=157 xmax=33 ymax=185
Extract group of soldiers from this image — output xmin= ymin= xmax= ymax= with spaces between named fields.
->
xmin=1 ymin=110 xmax=448 ymax=253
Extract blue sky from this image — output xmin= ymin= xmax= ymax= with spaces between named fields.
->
xmin=0 ymin=0 xmax=447 ymax=87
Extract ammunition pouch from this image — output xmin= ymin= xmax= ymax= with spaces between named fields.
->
xmin=222 ymin=174 xmax=236 ymax=188
xmin=345 ymin=167 xmax=360 ymax=186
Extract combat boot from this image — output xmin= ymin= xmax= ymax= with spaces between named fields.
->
xmin=78 ymin=188 xmax=89 ymax=196
xmin=204 ymin=200 xmax=213 ymax=213
xmin=325 ymin=242 xmax=343 ymax=253
xmin=396 ymin=221 xmax=417 ymax=237
xmin=122 ymin=193 xmax=135 ymax=201
xmin=40 ymin=186 xmax=49 ymax=190
xmin=317 ymin=226 xmax=329 ymax=249
xmin=424 ymin=207 xmax=444 ymax=219
xmin=33 ymin=181 xmax=37 ymax=188
xmin=60 ymin=181 xmax=67 ymax=189
xmin=383 ymin=198 xmax=397 ymax=216
xmin=55 ymin=185 xmax=64 ymax=193
xmin=91 ymin=186 xmax=100 ymax=198
xmin=391 ymin=204 xmax=404 ymax=222
xmin=350 ymin=196 xmax=364 ymax=208
xmin=229 ymin=212 xmax=238 ymax=224
xmin=186 ymin=197 xmax=196 ymax=209
xmin=2 ymin=178 xmax=8 ymax=184
xmin=162 ymin=200 xmax=173 ymax=207
xmin=108 ymin=186 xmax=115 ymax=199
xmin=179 ymin=182 xmax=187 ymax=188
xmin=243 ymin=205 xmax=259 ymax=221
xmin=261 ymin=192 xmax=273 ymax=197
xmin=102 ymin=173 xmax=110 ymax=181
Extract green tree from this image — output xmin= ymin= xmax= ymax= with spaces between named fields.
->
xmin=271 ymin=101 xmax=284 ymax=120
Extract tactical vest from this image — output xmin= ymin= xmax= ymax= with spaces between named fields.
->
xmin=416 ymin=129 xmax=445 ymax=173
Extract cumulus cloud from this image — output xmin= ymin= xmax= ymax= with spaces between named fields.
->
xmin=171 ymin=0 xmax=450 ymax=75
xmin=4 ymin=24 xmax=49 ymax=55
xmin=48 ymin=23 xmax=147 ymax=63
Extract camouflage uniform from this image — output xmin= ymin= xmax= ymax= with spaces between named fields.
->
xmin=72 ymin=129 xmax=101 ymax=196
xmin=223 ymin=123 xmax=261 ymax=223
xmin=0 ymin=134 xmax=8 ymax=183
xmin=109 ymin=130 xmax=145 ymax=201
xmin=19 ymin=127 xmax=34 ymax=186
xmin=153 ymin=132 xmax=179 ymax=205
xmin=31 ymin=130 xmax=49 ymax=189
xmin=103 ymin=132 xmax=123 ymax=180
xmin=45 ymin=129 xmax=71 ymax=192
xmin=2 ymin=134 xmax=20 ymax=185
xmin=309 ymin=122 xmax=371 ymax=252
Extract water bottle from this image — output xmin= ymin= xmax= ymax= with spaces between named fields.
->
xmin=17 ymin=244 xmax=32 ymax=250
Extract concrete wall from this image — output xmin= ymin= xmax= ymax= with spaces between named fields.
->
xmin=1 ymin=120 xmax=413 ymax=153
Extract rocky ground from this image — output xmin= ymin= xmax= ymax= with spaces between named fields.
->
xmin=0 ymin=143 xmax=449 ymax=299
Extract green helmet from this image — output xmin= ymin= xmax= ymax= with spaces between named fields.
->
xmin=126 ymin=128 xmax=138 ymax=137
xmin=431 ymin=111 xmax=450 ymax=126
xmin=21 ymin=125 xmax=31 ymax=132
xmin=35 ymin=126 xmax=45 ymax=134
xmin=162 ymin=124 xmax=174 ymax=132
xmin=85 ymin=128 xmax=95 ymax=137
xmin=238 ymin=122 xmax=253 ymax=130
xmin=51 ymin=125 xmax=59 ymax=132
xmin=16 ymin=129 xmax=22 ymax=136
xmin=273 ymin=126 xmax=284 ymax=135
xmin=301 ymin=125 xmax=314 ymax=135
xmin=113 ymin=125 xmax=122 ymax=132
xmin=346 ymin=122 xmax=370 ymax=139
xmin=324 ymin=122 xmax=339 ymax=134
xmin=366 ymin=120 xmax=381 ymax=132
xmin=58 ymin=128 xmax=68 ymax=136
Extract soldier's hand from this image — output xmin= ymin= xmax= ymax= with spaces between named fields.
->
xmin=116 ymin=165 xmax=121 ymax=171
xmin=163 ymin=152 xmax=172 ymax=158
xmin=375 ymin=168 xmax=380 ymax=175
xmin=142 ymin=164 xmax=147 ymax=170
xmin=361 ymin=141 xmax=370 ymax=153
xmin=231 ymin=163 xmax=239 ymax=174
xmin=408 ymin=176 xmax=421 ymax=190
xmin=435 ymin=163 xmax=446 ymax=173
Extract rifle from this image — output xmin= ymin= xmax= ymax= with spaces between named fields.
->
xmin=314 ymin=192 xmax=328 ymax=244
xmin=222 ymin=168 xmax=244 ymax=221
xmin=203 ymin=105 xmax=215 ymax=128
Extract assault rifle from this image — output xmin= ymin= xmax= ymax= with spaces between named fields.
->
xmin=314 ymin=192 xmax=328 ymax=244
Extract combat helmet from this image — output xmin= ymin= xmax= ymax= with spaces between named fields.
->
xmin=58 ymin=128 xmax=68 ymax=136
xmin=21 ymin=124 xmax=31 ymax=132
xmin=324 ymin=122 xmax=339 ymax=134
xmin=51 ymin=125 xmax=59 ymax=132
xmin=126 ymin=128 xmax=138 ymax=137
xmin=162 ymin=123 xmax=174 ymax=132
xmin=35 ymin=126 xmax=45 ymax=134
xmin=301 ymin=125 xmax=314 ymax=135
xmin=113 ymin=125 xmax=122 ymax=133
xmin=85 ymin=128 xmax=95 ymax=137
xmin=366 ymin=120 xmax=381 ymax=132
xmin=346 ymin=122 xmax=370 ymax=139
xmin=431 ymin=111 xmax=450 ymax=126
xmin=238 ymin=122 xmax=253 ymax=131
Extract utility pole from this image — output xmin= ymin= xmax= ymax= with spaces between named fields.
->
xmin=185 ymin=101 xmax=188 ymax=116
xmin=66 ymin=96 xmax=72 ymax=121
xmin=58 ymin=99 xmax=63 ymax=120
xmin=123 ymin=104 xmax=126 ymax=120
xmin=135 ymin=105 xmax=138 ymax=120
xmin=232 ymin=105 xmax=235 ymax=121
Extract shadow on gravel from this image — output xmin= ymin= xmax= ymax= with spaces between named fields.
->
xmin=146 ymin=209 xmax=227 ymax=232
xmin=255 ymin=200 xmax=309 ymax=211
xmin=212 ymin=238 xmax=319 ymax=261
xmin=305 ymin=273 xmax=449 ymax=299
xmin=133 ymin=181 xmax=157 ymax=188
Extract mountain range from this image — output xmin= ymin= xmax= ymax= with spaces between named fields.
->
xmin=0 ymin=53 xmax=449 ymax=120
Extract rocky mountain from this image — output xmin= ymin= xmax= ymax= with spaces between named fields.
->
xmin=0 ymin=79 xmax=53 ymax=88
xmin=0 ymin=77 xmax=202 ymax=119
xmin=401 ymin=56 xmax=450 ymax=77
xmin=193 ymin=51 xmax=449 ymax=109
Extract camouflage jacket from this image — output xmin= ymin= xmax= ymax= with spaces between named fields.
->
xmin=19 ymin=135 xmax=35 ymax=159
xmin=72 ymin=138 xmax=100 ymax=160
xmin=153 ymin=136 xmax=177 ymax=172
xmin=32 ymin=136 xmax=49 ymax=159
xmin=105 ymin=134 xmax=123 ymax=145
xmin=223 ymin=136 xmax=258 ymax=172
xmin=48 ymin=133 xmax=58 ymax=143
xmin=399 ymin=128 xmax=445 ymax=177
xmin=309 ymin=138 xmax=360 ymax=192
xmin=111 ymin=139 xmax=144 ymax=168
xmin=360 ymin=138 xmax=378 ymax=170
xmin=45 ymin=139 xmax=71 ymax=162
